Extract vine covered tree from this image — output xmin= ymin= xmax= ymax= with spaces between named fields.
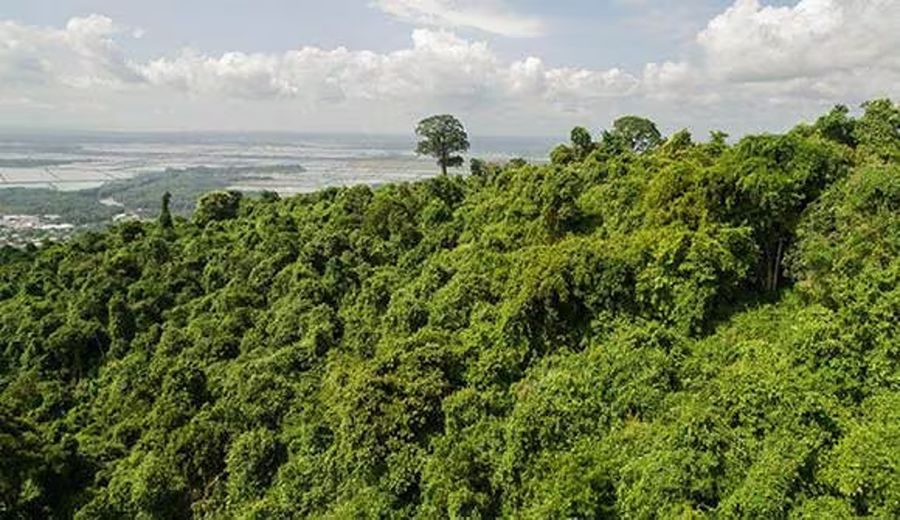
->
xmin=855 ymin=98 xmax=900 ymax=163
xmin=612 ymin=115 xmax=663 ymax=153
xmin=193 ymin=190 xmax=243 ymax=225
xmin=1 ymin=101 xmax=899 ymax=518
xmin=415 ymin=114 xmax=470 ymax=175
xmin=570 ymin=126 xmax=594 ymax=159
xmin=159 ymin=191 xmax=174 ymax=229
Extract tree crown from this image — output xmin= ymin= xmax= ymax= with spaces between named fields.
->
xmin=415 ymin=114 xmax=470 ymax=173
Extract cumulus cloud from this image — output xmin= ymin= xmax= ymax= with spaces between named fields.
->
xmin=0 ymin=15 xmax=142 ymax=88
xmin=371 ymin=0 xmax=544 ymax=37
xmin=139 ymin=28 xmax=636 ymax=113
xmin=629 ymin=0 xmax=899 ymax=115
xmin=0 ymin=1 xmax=898 ymax=135
xmin=697 ymin=0 xmax=900 ymax=82
xmin=0 ymin=15 xmax=633 ymax=128
xmin=642 ymin=61 xmax=695 ymax=96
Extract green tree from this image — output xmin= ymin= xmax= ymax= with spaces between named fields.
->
xmin=813 ymin=104 xmax=857 ymax=147
xmin=0 ymin=99 xmax=898 ymax=519
xmin=855 ymin=98 xmax=900 ymax=163
xmin=661 ymin=129 xmax=693 ymax=156
xmin=469 ymin=158 xmax=486 ymax=177
xmin=416 ymin=114 xmax=470 ymax=175
xmin=159 ymin=191 xmax=174 ymax=229
xmin=193 ymin=190 xmax=243 ymax=225
xmin=706 ymin=130 xmax=730 ymax=156
xmin=226 ymin=429 xmax=284 ymax=505
xmin=550 ymin=144 xmax=575 ymax=166
xmin=570 ymin=126 xmax=594 ymax=159
xmin=612 ymin=115 xmax=663 ymax=153
xmin=0 ymin=405 xmax=44 ymax=515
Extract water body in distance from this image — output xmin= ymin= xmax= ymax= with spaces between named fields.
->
xmin=0 ymin=131 xmax=558 ymax=193
xmin=0 ymin=131 xmax=558 ymax=245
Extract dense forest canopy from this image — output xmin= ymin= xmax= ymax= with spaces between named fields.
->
xmin=1 ymin=100 xmax=899 ymax=518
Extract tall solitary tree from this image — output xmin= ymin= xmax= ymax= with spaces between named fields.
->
xmin=612 ymin=115 xmax=663 ymax=153
xmin=159 ymin=191 xmax=174 ymax=229
xmin=415 ymin=114 xmax=470 ymax=175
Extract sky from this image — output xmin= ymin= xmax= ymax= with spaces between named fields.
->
xmin=0 ymin=0 xmax=897 ymax=137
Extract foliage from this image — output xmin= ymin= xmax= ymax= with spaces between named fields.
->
xmin=0 ymin=101 xmax=898 ymax=518
xmin=415 ymin=114 xmax=471 ymax=175
xmin=610 ymin=115 xmax=663 ymax=153
xmin=854 ymin=98 xmax=900 ymax=163
xmin=0 ymin=164 xmax=307 ymax=245
xmin=159 ymin=192 xmax=174 ymax=230
xmin=193 ymin=191 xmax=243 ymax=226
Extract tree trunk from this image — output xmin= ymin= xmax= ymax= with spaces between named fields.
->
xmin=765 ymin=238 xmax=785 ymax=293
xmin=773 ymin=238 xmax=784 ymax=292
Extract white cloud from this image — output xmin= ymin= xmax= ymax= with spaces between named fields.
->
xmin=642 ymin=61 xmax=695 ymax=97
xmin=1 ymin=16 xmax=637 ymax=132
xmin=0 ymin=15 xmax=142 ymax=88
xmin=139 ymin=28 xmax=636 ymax=114
xmin=697 ymin=0 xmax=900 ymax=82
xmin=625 ymin=0 xmax=900 ymax=129
xmin=0 ymin=2 xmax=898 ymax=136
xmin=371 ymin=0 xmax=544 ymax=37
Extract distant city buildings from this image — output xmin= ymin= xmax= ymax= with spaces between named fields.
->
xmin=0 ymin=214 xmax=77 ymax=248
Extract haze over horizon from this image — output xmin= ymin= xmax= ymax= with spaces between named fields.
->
xmin=1 ymin=0 xmax=898 ymax=137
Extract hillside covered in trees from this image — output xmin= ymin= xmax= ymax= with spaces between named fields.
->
xmin=1 ymin=100 xmax=899 ymax=518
